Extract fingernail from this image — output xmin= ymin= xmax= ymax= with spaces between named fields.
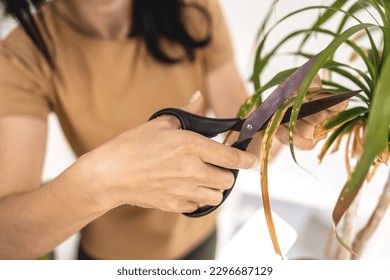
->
xmin=190 ymin=90 xmax=201 ymax=103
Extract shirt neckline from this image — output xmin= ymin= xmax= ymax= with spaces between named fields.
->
xmin=50 ymin=1 xmax=133 ymax=47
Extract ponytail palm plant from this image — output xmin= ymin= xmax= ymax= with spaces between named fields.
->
xmin=238 ymin=0 xmax=390 ymax=259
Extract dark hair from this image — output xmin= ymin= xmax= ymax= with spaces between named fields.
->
xmin=1 ymin=0 xmax=212 ymax=66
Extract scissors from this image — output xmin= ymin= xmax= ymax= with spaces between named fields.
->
xmin=149 ymin=54 xmax=360 ymax=218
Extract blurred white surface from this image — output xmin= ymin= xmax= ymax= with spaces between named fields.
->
xmin=218 ymin=209 xmax=297 ymax=260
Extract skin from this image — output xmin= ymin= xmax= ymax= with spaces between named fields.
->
xmin=0 ymin=0 xmax=346 ymax=259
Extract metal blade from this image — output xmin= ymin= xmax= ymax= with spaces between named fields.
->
xmin=231 ymin=90 xmax=360 ymax=132
xmin=259 ymin=90 xmax=361 ymax=130
xmin=238 ymin=53 xmax=320 ymax=142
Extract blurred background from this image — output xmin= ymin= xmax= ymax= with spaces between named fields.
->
xmin=1 ymin=0 xmax=389 ymax=260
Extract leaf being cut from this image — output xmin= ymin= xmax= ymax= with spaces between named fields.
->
xmin=260 ymin=98 xmax=295 ymax=258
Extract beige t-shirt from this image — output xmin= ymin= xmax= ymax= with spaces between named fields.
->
xmin=0 ymin=0 xmax=234 ymax=259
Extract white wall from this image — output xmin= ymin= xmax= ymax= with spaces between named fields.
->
xmin=1 ymin=0 xmax=389 ymax=260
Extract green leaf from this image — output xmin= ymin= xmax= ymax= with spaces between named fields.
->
xmin=300 ymin=0 xmax=349 ymax=48
xmin=322 ymin=80 xmax=353 ymax=91
xmin=378 ymin=0 xmax=390 ymax=26
xmin=236 ymin=93 xmax=263 ymax=119
xmin=332 ymin=53 xmax=390 ymax=228
xmin=318 ymin=118 xmax=362 ymax=161
xmin=251 ymin=5 xmax=362 ymax=91
xmin=242 ymin=67 xmax=299 ymax=117
xmin=366 ymin=30 xmax=381 ymax=80
xmin=261 ymin=68 xmax=298 ymax=93
xmin=324 ymin=65 xmax=371 ymax=96
xmin=253 ymin=27 xmax=334 ymax=88
xmin=254 ymin=30 xmax=377 ymax=95
xmin=288 ymin=23 xmax=377 ymax=162
xmin=295 ymin=51 xmax=375 ymax=94
xmin=323 ymin=107 xmax=368 ymax=130
xmin=336 ymin=1 xmax=370 ymax=34
xmin=367 ymin=0 xmax=389 ymax=27
xmin=254 ymin=0 xmax=279 ymax=42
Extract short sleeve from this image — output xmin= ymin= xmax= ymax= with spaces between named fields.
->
xmin=201 ymin=0 xmax=234 ymax=73
xmin=0 ymin=29 xmax=52 ymax=120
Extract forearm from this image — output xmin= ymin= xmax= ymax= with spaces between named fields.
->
xmin=0 ymin=163 xmax=113 ymax=260
xmin=0 ymin=102 xmax=257 ymax=260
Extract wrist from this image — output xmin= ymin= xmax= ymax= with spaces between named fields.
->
xmin=66 ymin=153 xmax=123 ymax=211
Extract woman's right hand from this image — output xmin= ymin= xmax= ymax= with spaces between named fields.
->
xmin=77 ymin=92 xmax=257 ymax=213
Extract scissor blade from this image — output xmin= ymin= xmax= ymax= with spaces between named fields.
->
xmin=231 ymin=90 xmax=360 ymax=132
xmin=259 ymin=90 xmax=361 ymax=131
xmin=238 ymin=53 xmax=320 ymax=142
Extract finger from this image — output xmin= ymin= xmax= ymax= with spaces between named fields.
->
xmin=177 ymin=201 xmax=199 ymax=214
xmin=155 ymin=115 xmax=182 ymax=129
xmin=302 ymin=110 xmax=328 ymax=125
xmin=307 ymin=74 xmax=323 ymax=93
xmin=327 ymin=100 xmax=348 ymax=112
xmin=304 ymin=93 xmax=348 ymax=112
xmin=198 ymin=163 xmax=235 ymax=191
xmin=152 ymin=91 xmax=205 ymax=129
xmin=181 ymin=90 xmax=205 ymax=115
xmin=302 ymin=106 xmax=344 ymax=127
xmin=193 ymin=186 xmax=224 ymax=206
xmin=276 ymin=125 xmax=316 ymax=150
xmin=286 ymin=119 xmax=315 ymax=140
xmin=194 ymin=136 xmax=257 ymax=169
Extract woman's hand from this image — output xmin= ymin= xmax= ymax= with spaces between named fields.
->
xmin=275 ymin=75 xmax=348 ymax=150
xmin=77 ymin=92 xmax=257 ymax=213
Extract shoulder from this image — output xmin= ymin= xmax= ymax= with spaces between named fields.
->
xmin=1 ymin=25 xmax=38 ymax=62
xmin=0 ymin=2 xmax=58 ymax=76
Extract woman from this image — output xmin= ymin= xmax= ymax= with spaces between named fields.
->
xmin=0 ymin=0 xmax=340 ymax=260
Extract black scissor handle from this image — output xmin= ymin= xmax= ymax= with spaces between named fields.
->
xmin=149 ymin=108 xmax=240 ymax=138
xmin=149 ymin=108 xmax=250 ymax=218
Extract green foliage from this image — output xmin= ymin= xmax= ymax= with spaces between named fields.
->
xmin=243 ymin=0 xmax=390 ymax=256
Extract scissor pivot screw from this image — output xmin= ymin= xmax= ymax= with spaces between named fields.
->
xmin=246 ymin=124 xmax=254 ymax=130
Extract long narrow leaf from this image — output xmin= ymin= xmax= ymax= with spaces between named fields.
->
xmin=260 ymin=97 xmax=295 ymax=258
xmin=337 ymin=1 xmax=370 ymax=34
xmin=367 ymin=0 xmax=389 ymax=27
xmin=378 ymin=0 xmax=390 ymax=26
xmin=332 ymin=53 xmax=390 ymax=232
xmin=252 ymin=5 xmax=363 ymax=89
xmin=288 ymin=23 xmax=376 ymax=163
xmin=318 ymin=118 xmax=362 ymax=161
xmin=323 ymin=107 xmax=368 ymax=130
xmin=255 ymin=28 xmax=377 ymax=90
xmin=300 ymin=0 xmax=349 ymax=49
xmin=259 ymin=91 xmax=318 ymax=257
xmin=324 ymin=66 xmax=371 ymax=96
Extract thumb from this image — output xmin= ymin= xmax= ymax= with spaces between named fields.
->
xmin=182 ymin=90 xmax=204 ymax=115
xmin=153 ymin=90 xmax=204 ymax=129
xmin=307 ymin=74 xmax=323 ymax=93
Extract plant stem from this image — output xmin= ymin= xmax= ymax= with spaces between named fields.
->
xmin=351 ymin=169 xmax=390 ymax=259
xmin=324 ymin=194 xmax=360 ymax=260
xmin=335 ymin=194 xmax=360 ymax=259
xmin=324 ymin=228 xmax=335 ymax=259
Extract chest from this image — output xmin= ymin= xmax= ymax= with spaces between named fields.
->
xmin=50 ymin=43 xmax=206 ymax=150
